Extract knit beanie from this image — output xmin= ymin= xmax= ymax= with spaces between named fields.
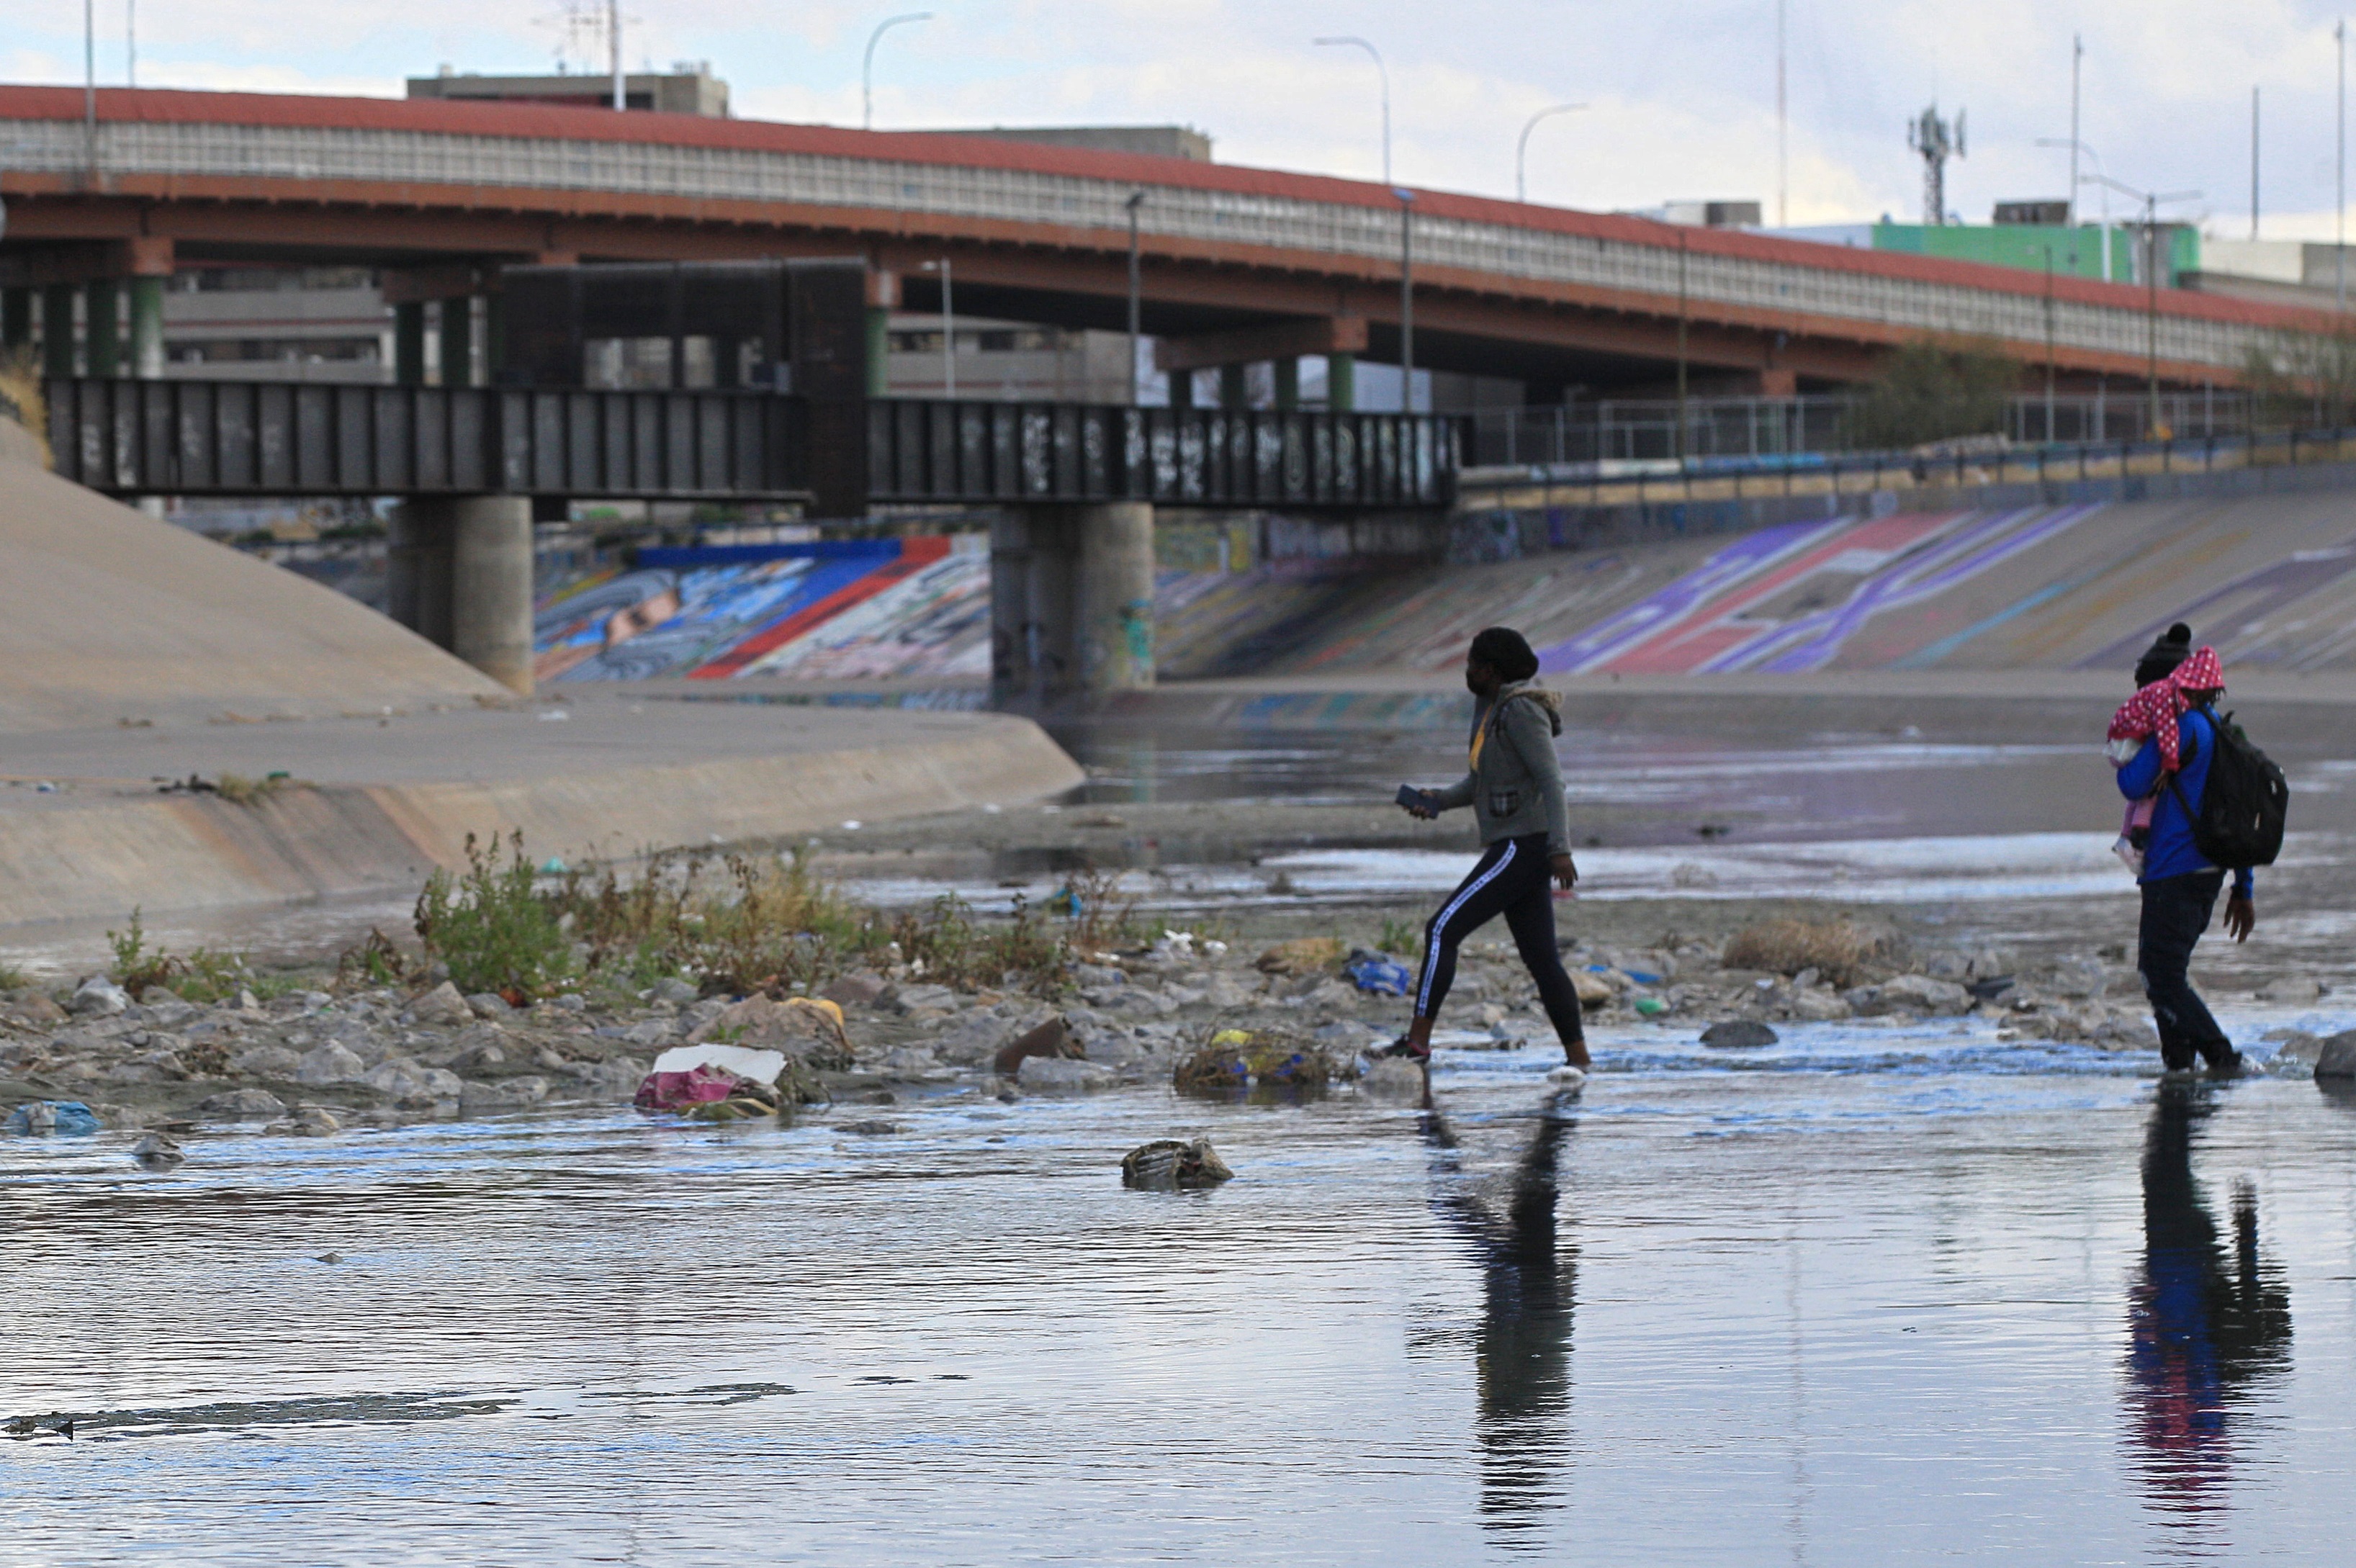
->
xmin=2134 ymin=623 xmax=2193 ymax=688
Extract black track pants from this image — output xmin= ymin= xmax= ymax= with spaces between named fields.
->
xmin=1413 ymin=834 xmax=1584 ymax=1045
xmin=2139 ymin=869 xmax=2237 ymax=1071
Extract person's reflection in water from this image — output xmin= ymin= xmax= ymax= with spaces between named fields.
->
xmin=2124 ymin=1081 xmax=2291 ymax=1542
xmin=1421 ymin=1083 xmax=1577 ymax=1551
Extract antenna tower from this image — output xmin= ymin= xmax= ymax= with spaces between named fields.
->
xmin=1907 ymin=104 xmax=1965 ymax=225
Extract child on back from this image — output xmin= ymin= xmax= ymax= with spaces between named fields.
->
xmin=2107 ymin=626 xmax=2224 ymax=871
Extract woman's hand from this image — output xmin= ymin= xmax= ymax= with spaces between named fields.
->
xmin=1550 ymin=852 xmax=1578 ymax=891
xmin=1401 ymin=790 xmax=1439 ymax=820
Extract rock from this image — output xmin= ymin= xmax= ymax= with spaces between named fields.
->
xmin=884 ymin=983 xmax=959 ymax=1015
xmin=464 ymin=991 xmax=513 ymax=1019
xmin=265 ymin=1104 xmax=341 ymax=1137
xmin=198 ymin=1087 xmax=287 ymax=1119
xmin=1074 ymin=963 xmax=1127 ymax=988
xmin=687 ymin=994 xmax=855 ymax=1069
xmin=9 ymin=993 xmax=68 ymax=1024
xmin=992 ymin=1015 xmax=1081 ymax=1077
xmin=623 ymin=1018 xmax=674 ymax=1047
xmin=1788 ymin=988 xmax=1852 ymax=1022
xmin=1919 ymin=950 xmax=1974 ymax=981
xmin=934 ymin=1012 xmax=1021 ymax=1067
xmin=1571 ymin=970 xmax=1614 ymax=1006
xmin=1701 ymin=1019 xmax=1779 ymax=1049
xmin=1359 ymin=1056 xmax=1427 ymax=1097
xmin=1255 ymin=937 xmax=1346 ymax=977
xmin=567 ymin=1056 xmax=649 ymax=1096
xmin=1845 ymin=975 xmax=1973 ymax=1017
xmin=876 ymin=1045 xmax=942 ymax=1076
xmin=2270 ymin=1031 xmax=2324 ymax=1067
xmin=549 ymin=993 xmax=588 ymax=1013
xmin=2257 ymin=974 xmax=2325 ymax=1005
xmin=71 ymin=978 xmax=129 ymax=1017
xmin=819 ymin=972 xmax=889 ymax=1007
xmin=1120 ymin=1137 xmax=1234 ymax=1189
xmin=649 ymin=977 xmax=700 ymax=1005
xmin=1015 ymin=1055 xmax=1115 ymax=1091
xmin=293 ymin=1041 xmax=369 ymax=1086
xmin=361 ymin=1058 xmax=462 ymax=1101
xmin=1547 ymin=1064 xmax=1588 ymax=1088
xmin=410 ymin=982 xmax=472 ymax=1025
xmin=131 ymin=1132 xmax=185 ymax=1170
xmin=833 ymin=1119 xmax=903 ymax=1136
xmin=459 ymin=1076 xmax=549 ymax=1114
xmin=2313 ymin=1030 xmax=2356 ymax=1079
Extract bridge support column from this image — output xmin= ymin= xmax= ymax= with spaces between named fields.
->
xmin=990 ymin=502 xmax=1155 ymax=708
xmin=1273 ymin=357 xmax=1299 ymax=412
xmin=1219 ymin=364 xmax=1248 ymax=410
xmin=1169 ymin=369 xmax=1193 ymax=409
xmin=41 ymin=284 xmax=76 ymax=377
xmin=388 ymin=495 xmax=534 ymax=693
xmin=84 ymin=281 xmax=121 ymax=377
xmin=1328 ymin=351 xmax=1355 ymax=412
xmin=129 ymin=277 xmax=166 ymax=378
xmin=438 ymin=297 xmax=475 ymax=388
xmin=1 ymin=289 xmax=30 ymax=352
xmin=394 ymin=302 xmax=426 ymax=386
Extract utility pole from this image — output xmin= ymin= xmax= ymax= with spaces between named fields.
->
xmin=84 ymin=0 xmax=96 ymax=179
xmin=2069 ymin=35 xmax=2082 ymax=223
xmin=2251 ymin=85 xmax=2261 ymax=240
xmin=2340 ymin=19 xmax=2347 ymax=313
xmin=127 ymin=0 xmax=135 ymax=88
xmin=1396 ymin=188 xmax=1416 ymax=410
xmin=1676 ymin=230 xmax=1690 ymax=460
xmin=1776 ymin=0 xmax=1788 ymax=228
xmin=1125 ymin=191 xmax=1145 ymax=407
xmin=2043 ymin=244 xmax=2057 ymax=440
xmin=2086 ymin=174 xmax=2199 ymax=437
xmin=609 ymin=0 xmax=624 ymax=109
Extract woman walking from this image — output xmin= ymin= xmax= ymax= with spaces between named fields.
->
xmin=1388 ymin=627 xmax=1588 ymax=1071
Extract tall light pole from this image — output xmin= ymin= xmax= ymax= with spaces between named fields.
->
xmin=2339 ymin=19 xmax=2347 ymax=312
xmin=2037 ymin=138 xmax=2108 ymax=278
xmin=610 ymin=0 xmax=624 ymax=110
xmin=1776 ymin=0 xmax=1787 ymax=227
xmin=127 ymin=0 xmax=135 ymax=88
xmin=864 ymin=12 xmax=933 ymax=132
xmin=1314 ymin=36 xmax=1390 ymax=186
xmin=1515 ymin=103 xmax=1586 ymax=204
xmin=1125 ymin=190 xmax=1146 ymax=406
xmin=2085 ymin=174 xmax=2199 ymax=436
xmin=920 ymin=259 xmax=954 ymax=397
xmin=84 ymin=0 xmax=96 ymax=178
xmin=2069 ymin=34 xmax=2082 ymax=222
xmin=1395 ymin=187 xmax=1415 ymax=411
xmin=2251 ymin=85 xmax=2261 ymax=240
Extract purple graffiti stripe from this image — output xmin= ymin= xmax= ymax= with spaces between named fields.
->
xmin=1741 ymin=504 xmax=2103 ymax=674
xmin=1535 ymin=518 xmax=1844 ymax=675
xmin=2073 ymin=541 xmax=2356 ymax=672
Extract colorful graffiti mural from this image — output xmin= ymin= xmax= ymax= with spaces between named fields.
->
xmin=532 ymin=537 xmax=989 ymax=684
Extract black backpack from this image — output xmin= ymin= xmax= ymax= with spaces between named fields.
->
xmin=2167 ymin=709 xmax=2289 ymax=870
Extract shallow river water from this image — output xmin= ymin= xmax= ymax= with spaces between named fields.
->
xmin=9 ymin=1019 xmax=2356 ymax=1564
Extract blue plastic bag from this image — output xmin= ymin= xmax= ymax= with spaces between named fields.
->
xmin=1344 ymin=950 xmax=1412 ymax=996
xmin=5 ymin=1101 xmax=101 ymax=1136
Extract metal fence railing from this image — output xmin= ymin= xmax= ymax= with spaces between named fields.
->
xmin=1456 ymin=425 xmax=2356 ymax=513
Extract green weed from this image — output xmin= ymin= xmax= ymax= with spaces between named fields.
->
xmin=413 ymin=831 xmax=577 ymax=1001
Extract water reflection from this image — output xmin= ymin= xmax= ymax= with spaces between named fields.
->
xmin=2123 ymin=1083 xmax=2293 ymax=1546
xmin=1420 ymin=1084 xmax=1578 ymax=1550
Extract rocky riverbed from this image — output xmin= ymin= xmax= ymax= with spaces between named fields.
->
xmin=10 ymin=898 xmax=2316 ymax=1146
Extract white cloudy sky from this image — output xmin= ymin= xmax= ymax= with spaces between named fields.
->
xmin=6 ymin=0 xmax=2353 ymax=238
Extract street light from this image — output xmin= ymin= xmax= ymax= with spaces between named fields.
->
xmin=863 ymin=12 xmax=933 ymax=132
xmin=2083 ymin=173 xmax=2200 ymax=436
xmin=1514 ymin=102 xmax=1586 ymax=205
xmin=1125 ymin=190 xmax=1146 ymax=407
xmin=920 ymin=258 xmax=953 ymax=398
xmin=1395 ymin=187 xmax=1416 ymax=410
xmin=2036 ymin=137 xmax=2109 ymax=278
xmin=1313 ymin=36 xmax=1390 ymax=186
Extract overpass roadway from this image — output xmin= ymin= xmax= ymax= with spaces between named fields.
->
xmin=0 ymin=86 xmax=2332 ymax=396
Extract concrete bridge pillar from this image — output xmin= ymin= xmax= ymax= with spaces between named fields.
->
xmin=1 ymin=289 xmax=32 ymax=353
xmin=40 ymin=284 xmax=76 ymax=377
xmin=389 ymin=495 xmax=536 ymax=694
xmin=991 ymin=501 xmax=1154 ymax=708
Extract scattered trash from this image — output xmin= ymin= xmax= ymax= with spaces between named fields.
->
xmin=1173 ymin=1028 xmax=1336 ymax=1092
xmin=649 ymin=1043 xmax=791 ymax=1086
xmin=1632 ymin=996 xmax=1670 ymax=1018
xmin=1701 ymin=1020 xmax=1779 ymax=1050
xmin=131 ymin=1132 xmax=186 ymax=1170
xmin=684 ymin=995 xmax=853 ymax=1070
xmin=634 ymin=1063 xmax=756 ymax=1112
xmin=5 ymin=1101 xmax=100 ymax=1136
xmin=1120 ymin=1137 xmax=1234 ymax=1189
xmin=1343 ymin=949 xmax=1412 ymax=996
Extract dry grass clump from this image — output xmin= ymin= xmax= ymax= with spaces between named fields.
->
xmin=1173 ymin=1025 xmax=1336 ymax=1094
xmin=1722 ymin=917 xmax=1882 ymax=988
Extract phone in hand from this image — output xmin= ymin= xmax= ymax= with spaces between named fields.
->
xmin=1396 ymin=784 xmax=1428 ymax=813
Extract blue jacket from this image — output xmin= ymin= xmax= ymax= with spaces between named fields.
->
xmin=2118 ymin=707 xmax=2256 ymax=895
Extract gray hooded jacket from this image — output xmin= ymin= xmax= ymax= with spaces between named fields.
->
xmin=1429 ymin=682 xmax=1570 ymax=854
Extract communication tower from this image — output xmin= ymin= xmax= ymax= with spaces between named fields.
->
xmin=1908 ymin=104 xmax=1966 ymax=226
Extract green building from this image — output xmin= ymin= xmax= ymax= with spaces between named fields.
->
xmin=1870 ymin=222 xmax=2197 ymax=287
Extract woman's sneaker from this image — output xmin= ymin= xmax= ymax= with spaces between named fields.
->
xmin=1374 ymin=1037 xmax=1431 ymax=1063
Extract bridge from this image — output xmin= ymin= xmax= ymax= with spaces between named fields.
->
xmin=0 ymin=86 xmax=2332 ymax=401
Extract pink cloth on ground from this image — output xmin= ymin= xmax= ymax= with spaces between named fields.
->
xmin=633 ymin=1064 xmax=742 ymax=1111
